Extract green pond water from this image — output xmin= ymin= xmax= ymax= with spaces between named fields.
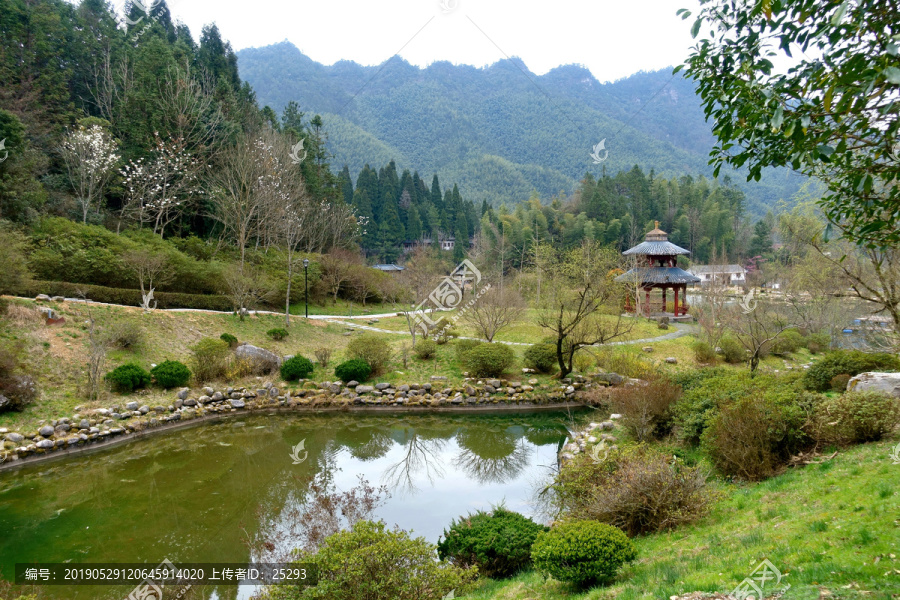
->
xmin=0 ymin=409 xmax=586 ymax=599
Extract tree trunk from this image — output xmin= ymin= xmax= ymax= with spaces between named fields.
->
xmin=555 ymin=337 xmax=571 ymax=379
xmin=285 ymin=260 xmax=293 ymax=328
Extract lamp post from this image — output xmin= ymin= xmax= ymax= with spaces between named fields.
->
xmin=303 ymin=258 xmax=310 ymax=318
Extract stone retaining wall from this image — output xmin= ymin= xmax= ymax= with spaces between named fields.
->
xmin=1 ymin=374 xmax=610 ymax=469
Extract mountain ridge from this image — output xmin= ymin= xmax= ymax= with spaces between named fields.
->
xmin=237 ymin=41 xmax=804 ymax=215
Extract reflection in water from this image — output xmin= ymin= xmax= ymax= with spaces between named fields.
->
xmin=0 ymin=411 xmax=583 ymax=600
xmin=382 ymin=432 xmax=447 ymax=494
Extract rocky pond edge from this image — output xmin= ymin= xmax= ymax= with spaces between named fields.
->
xmin=0 ymin=372 xmax=628 ymax=472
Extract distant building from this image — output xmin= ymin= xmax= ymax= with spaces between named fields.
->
xmin=372 ymin=263 xmax=405 ymax=274
xmin=687 ymin=264 xmax=747 ymax=286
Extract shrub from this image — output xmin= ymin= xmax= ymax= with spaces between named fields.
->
xmin=220 ymin=333 xmax=239 ymax=348
xmin=267 ymin=520 xmax=477 ymax=600
xmin=455 ymin=339 xmax=483 ymax=363
xmin=281 ymin=356 xmax=314 ymax=381
xmin=346 ymin=334 xmax=392 ymax=374
xmin=524 ymin=343 xmax=557 ymax=373
xmin=104 ymin=319 xmax=144 ymax=350
xmin=805 ymin=332 xmax=831 ymax=354
xmin=718 ymin=335 xmax=745 ymax=364
xmin=266 ymin=328 xmax=289 ymax=341
xmin=701 ymin=386 xmax=819 ymax=481
xmin=573 ymin=350 xmax=596 ymax=373
xmin=770 ymin=329 xmax=805 ymax=356
xmin=334 ymin=359 xmax=371 ymax=383
xmin=15 ymin=280 xmax=234 ymax=311
xmin=691 ymin=340 xmax=717 ymax=363
xmin=437 ymin=508 xmax=547 ymax=578
xmin=552 ymin=446 xmax=713 ymax=536
xmin=804 ymin=350 xmax=900 ymax=391
xmin=531 ymin=521 xmax=636 ymax=587
xmin=813 ymin=390 xmax=900 ymax=444
xmin=463 ymin=343 xmax=515 ymax=377
xmin=607 ymin=377 xmax=681 ymax=442
xmin=314 ymin=346 xmax=332 ymax=368
xmin=430 ymin=317 xmax=458 ymax=344
xmin=190 ymin=338 xmax=231 ymax=383
xmin=830 ymin=373 xmax=851 ymax=392
xmin=151 ymin=360 xmax=191 ymax=388
xmin=0 ymin=342 xmax=38 ymax=412
xmin=104 ymin=363 xmax=151 ymax=393
xmin=414 ymin=339 xmax=437 ymax=360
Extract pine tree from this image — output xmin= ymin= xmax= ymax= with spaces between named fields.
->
xmin=339 ymin=166 xmax=354 ymax=205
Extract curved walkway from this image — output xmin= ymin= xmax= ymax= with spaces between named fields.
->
xmin=323 ymin=319 xmax=695 ymax=347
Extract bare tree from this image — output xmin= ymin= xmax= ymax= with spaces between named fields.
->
xmin=537 ymin=242 xmax=634 ymax=378
xmin=122 ymin=250 xmax=174 ymax=312
xmin=60 ymin=125 xmax=119 ymax=223
xmin=461 ymin=285 xmax=525 ymax=342
xmin=723 ymin=299 xmax=792 ymax=374
xmin=319 ymin=249 xmax=362 ymax=304
xmin=222 ymin=263 xmax=274 ymax=320
xmin=156 ymin=62 xmax=225 ymax=153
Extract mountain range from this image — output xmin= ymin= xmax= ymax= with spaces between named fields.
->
xmin=236 ymin=41 xmax=805 ymax=216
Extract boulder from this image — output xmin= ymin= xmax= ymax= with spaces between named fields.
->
xmin=642 ymin=346 xmax=654 ymax=353
xmin=35 ymin=294 xmax=51 ymax=302
xmin=235 ymin=343 xmax=282 ymax=367
xmin=176 ymin=388 xmax=190 ymax=400
xmin=39 ymin=425 xmax=54 ymax=437
xmin=229 ymin=399 xmax=246 ymax=409
xmin=5 ymin=433 xmax=24 ymax=444
xmin=356 ymin=385 xmax=374 ymax=394
xmin=665 ymin=357 xmax=678 ymax=364
xmin=125 ymin=401 xmax=139 ymax=411
xmin=848 ymin=372 xmax=900 ymax=397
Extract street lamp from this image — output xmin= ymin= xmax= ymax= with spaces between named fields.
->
xmin=303 ymin=258 xmax=310 ymax=318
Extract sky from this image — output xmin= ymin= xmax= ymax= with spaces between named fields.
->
xmin=121 ymin=0 xmax=703 ymax=82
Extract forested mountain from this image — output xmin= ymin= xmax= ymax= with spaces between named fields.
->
xmin=237 ymin=41 xmax=806 ymax=217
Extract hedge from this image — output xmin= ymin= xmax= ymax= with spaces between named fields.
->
xmin=15 ymin=280 xmax=235 ymax=311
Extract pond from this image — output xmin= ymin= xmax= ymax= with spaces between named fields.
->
xmin=0 ymin=409 xmax=587 ymax=599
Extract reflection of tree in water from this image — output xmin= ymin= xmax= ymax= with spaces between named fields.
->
xmin=382 ymin=428 xmax=448 ymax=495
xmin=453 ymin=427 xmax=532 ymax=485
xmin=334 ymin=425 xmax=396 ymax=461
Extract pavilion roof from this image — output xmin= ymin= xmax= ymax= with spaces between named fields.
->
xmin=622 ymin=221 xmax=691 ymax=256
xmin=615 ymin=267 xmax=701 ymax=285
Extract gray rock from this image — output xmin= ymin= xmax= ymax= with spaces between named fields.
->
xmin=183 ymin=398 xmax=198 ymax=407
xmin=36 ymin=439 xmax=54 ymax=449
xmin=642 ymin=346 xmax=654 ymax=353
xmin=398 ymin=384 xmax=410 ymax=392
xmin=328 ymin=384 xmax=342 ymax=394
xmin=346 ymin=380 xmax=359 ymax=387
xmin=54 ymin=423 xmax=71 ymax=433
xmin=211 ymin=391 xmax=224 ymax=401
xmin=268 ymin=387 xmax=278 ymax=398
xmin=599 ymin=421 xmax=615 ymax=430
xmin=139 ymin=406 xmax=150 ymax=414
xmin=198 ymin=395 xmax=210 ymax=404
xmin=39 ymin=425 xmax=54 ymax=437
xmin=375 ymin=383 xmax=391 ymax=390
xmin=484 ymin=385 xmax=496 ymax=394
xmin=35 ymin=294 xmax=51 ymax=302
xmin=5 ymin=433 xmax=24 ymax=443
xmin=229 ymin=399 xmax=246 ymax=409
xmin=203 ymin=386 xmax=215 ymax=395
xmin=356 ymin=385 xmax=374 ymax=394
xmin=848 ymin=372 xmax=900 ymax=397
xmin=235 ymin=343 xmax=282 ymax=367
xmin=52 ymin=296 xmax=65 ymax=302
xmin=430 ymin=375 xmax=448 ymax=381
xmin=665 ymin=357 xmax=678 ymax=364
xmin=79 ymin=419 xmax=90 ymax=430
xmin=125 ymin=401 xmax=139 ymax=411
xmin=487 ymin=379 xmax=502 ymax=388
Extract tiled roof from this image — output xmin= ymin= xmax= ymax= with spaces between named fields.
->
xmin=687 ymin=264 xmax=746 ymax=274
xmin=372 ymin=264 xmax=405 ymax=271
xmin=615 ymin=267 xmax=701 ymax=285
xmin=623 ymin=240 xmax=691 ymax=256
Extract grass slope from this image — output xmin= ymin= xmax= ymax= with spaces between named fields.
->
xmin=470 ymin=437 xmax=900 ymax=600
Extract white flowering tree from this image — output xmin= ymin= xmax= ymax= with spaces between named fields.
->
xmin=119 ymin=134 xmax=201 ymax=237
xmin=61 ymin=125 xmax=120 ymax=223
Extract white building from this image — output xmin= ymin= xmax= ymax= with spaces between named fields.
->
xmin=687 ymin=264 xmax=747 ymax=286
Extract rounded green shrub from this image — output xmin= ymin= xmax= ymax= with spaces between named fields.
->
xmin=289 ymin=520 xmax=477 ymax=600
xmin=531 ymin=520 xmax=636 ymax=587
xmin=455 ymin=339 xmax=483 ymax=362
xmin=815 ymin=390 xmax=900 ymax=443
xmin=150 ymin=360 xmax=191 ymax=388
xmin=414 ymin=339 xmax=437 ymax=360
xmin=335 ymin=359 xmax=372 ymax=383
xmin=770 ymin=329 xmax=805 ymax=356
xmin=437 ymin=507 xmax=548 ymax=578
xmin=266 ymin=328 xmax=289 ymax=341
xmin=805 ymin=332 xmax=831 ymax=354
xmin=281 ymin=355 xmax=314 ymax=381
xmin=463 ymin=343 xmax=515 ymax=377
xmin=220 ymin=333 xmax=238 ymax=348
xmin=718 ymin=335 xmax=745 ymax=364
xmin=190 ymin=338 xmax=231 ymax=383
xmin=104 ymin=363 xmax=151 ymax=393
xmin=804 ymin=350 xmax=900 ymax=391
xmin=346 ymin=334 xmax=392 ymax=374
xmin=691 ymin=340 xmax=717 ymax=363
xmin=524 ymin=343 xmax=557 ymax=373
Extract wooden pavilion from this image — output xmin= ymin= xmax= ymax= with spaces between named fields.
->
xmin=615 ymin=222 xmax=700 ymax=319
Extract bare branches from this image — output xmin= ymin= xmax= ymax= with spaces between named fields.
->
xmin=461 ymin=286 xmax=525 ymax=342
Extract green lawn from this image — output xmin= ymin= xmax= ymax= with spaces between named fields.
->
xmin=469 ymin=436 xmax=900 ymax=600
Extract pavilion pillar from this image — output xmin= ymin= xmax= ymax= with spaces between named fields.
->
xmin=662 ymin=287 xmax=667 ymax=314
xmin=674 ymin=286 xmax=679 ymax=316
xmin=644 ymin=288 xmax=651 ymax=316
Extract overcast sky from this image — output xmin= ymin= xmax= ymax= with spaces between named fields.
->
xmin=123 ymin=0 xmax=702 ymax=82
